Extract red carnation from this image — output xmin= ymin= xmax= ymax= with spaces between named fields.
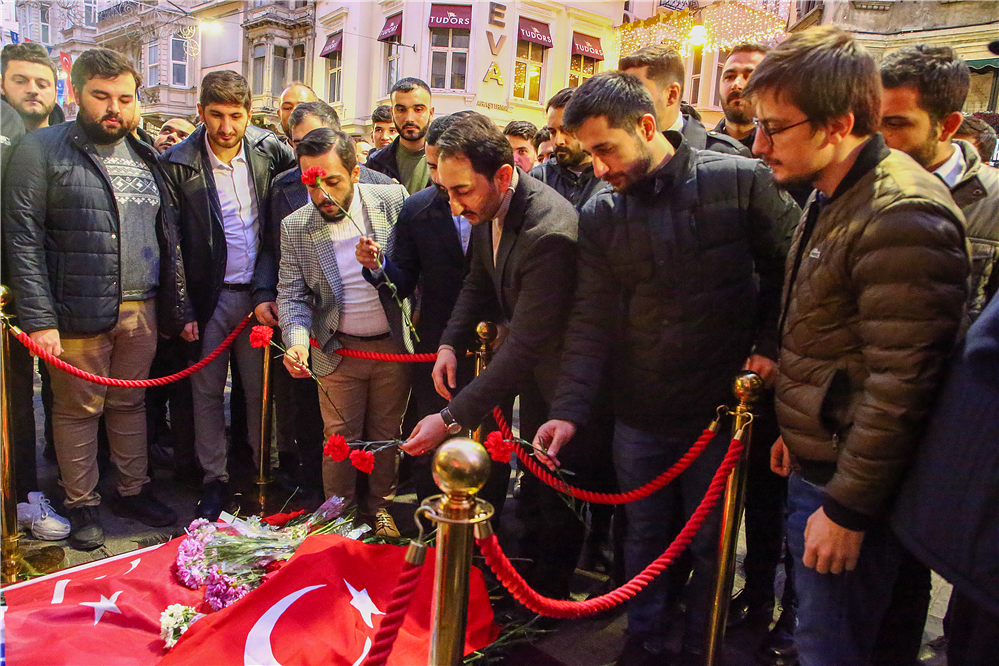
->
xmin=249 ymin=325 xmax=273 ymax=348
xmin=301 ymin=165 xmax=327 ymax=186
xmin=350 ymin=449 xmax=376 ymax=474
xmin=324 ymin=434 xmax=349 ymax=461
xmin=484 ymin=431 xmax=514 ymax=463
xmin=261 ymin=509 xmax=305 ymax=527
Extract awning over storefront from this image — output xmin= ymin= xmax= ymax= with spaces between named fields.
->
xmin=319 ymin=32 xmax=342 ymax=58
xmin=428 ymin=4 xmax=472 ymax=29
xmin=377 ymin=13 xmax=403 ymax=42
xmin=518 ymin=17 xmax=553 ymax=48
xmin=968 ymin=57 xmax=999 ymax=73
xmin=571 ymin=32 xmax=604 ymax=60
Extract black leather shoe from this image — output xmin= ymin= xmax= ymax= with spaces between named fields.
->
xmin=67 ymin=505 xmax=105 ymax=551
xmin=196 ymin=480 xmax=229 ymax=521
xmin=756 ymin=607 xmax=799 ymax=666
xmin=111 ymin=488 xmax=178 ymax=527
xmin=728 ymin=588 xmax=775 ymax=628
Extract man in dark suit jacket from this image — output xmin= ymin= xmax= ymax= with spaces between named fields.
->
xmin=402 ymin=113 xmax=586 ymax=599
xmin=160 ymin=71 xmax=296 ymax=519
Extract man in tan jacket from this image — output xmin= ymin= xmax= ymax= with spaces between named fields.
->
xmin=744 ymin=27 xmax=970 ymax=665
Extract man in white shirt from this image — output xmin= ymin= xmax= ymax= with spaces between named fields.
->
xmin=278 ymin=127 xmax=410 ymax=537
xmin=161 ymin=71 xmax=295 ymax=520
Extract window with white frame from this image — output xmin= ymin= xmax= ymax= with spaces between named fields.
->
xmin=148 ymin=40 xmax=159 ymax=86
xmin=84 ymin=0 xmax=97 ymax=26
xmin=252 ymin=44 xmax=266 ymax=95
xmin=429 ymin=27 xmax=468 ymax=92
xmin=688 ymin=46 xmax=703 ymax=107
xmin=171 ymin=35 xmax=187 ymax=87
xmin=292 ymin=44 xmax=305 ymax=82
xmin=514 ymin=40 xmax=545 ymax=102
xmin=326 ymin=48 xmax=342 ymax=104
xmin=39 ymin=3 xmax=50 ymax=43
xmin=273 ymin=45 xmax=287 ymax=94
xmin=568 ymin=53 xmax=596 ymax=88
xmin=385 ymin=35 xmax=402 ymax=95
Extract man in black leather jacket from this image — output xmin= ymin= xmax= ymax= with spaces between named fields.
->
xmin=160 ymin=70 xmax=296 ymax=520
xmin=3 ymin=48 xmax=188 ymax=550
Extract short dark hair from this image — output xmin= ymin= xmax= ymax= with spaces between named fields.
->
xmin=426 ymin=110 xmax=475 ymax=146
xmin=371 ymin=104 xmax=393 ymax=124
xmin=532 ymin=127 xmax=551 ymax=151
xmin=390 ymin=77 xmax=431 ymax=100
xmin=880 ymin=45 xmax=969 ymax=122
xmin=70 ymin=47 xmax=141 ymax=93
xmin=562 ymin=71 xmax=657 ymax=134
xmin=728 ymin=43 xmax=771 ymax=59
xmin=290 ymin=100 xmax=341 ymax=131
xmin=295 ymin=127 xmax=357 ymax=173
xmin=957 ymin=114 xmax=997 ymax=162
xmin=1 ymin=43 xmax=58 ymax=82
xmin=618 ymin=45 xmax=685 ymax=92
xmin=503 ymin=120 xmax=537 ymax=141
xmin=436 ymin=112 xmax=514 ymax=178
xmin=200 ymin=70 xmax=251 ymax=111
xmin=743 ymin=26 xmax=880 ymax=137
xmin=546 ymin=87 xmax=575 ymax=112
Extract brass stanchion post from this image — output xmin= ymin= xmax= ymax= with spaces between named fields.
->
xmin=0 ymin=286 xmax=63 ymax=585
xmin=471 ymin=322 xmax=496 ymax=443
xmin=257 ymin=342 xmax=273 ymax=514
xmin=423 ymin=439 xmax=494 ymax=666
xmin=704 ymin=371 xmax=763 ymax=664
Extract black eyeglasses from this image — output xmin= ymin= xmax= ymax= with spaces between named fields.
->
xmin=753 ymin=117 xmax=812 ymax=141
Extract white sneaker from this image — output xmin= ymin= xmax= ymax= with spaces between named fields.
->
xmin=17 ymin=493 xmax=71 ymax=541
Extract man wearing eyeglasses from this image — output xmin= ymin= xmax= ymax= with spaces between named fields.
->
xmin=745 ymin=27 xmax=970 ymax=665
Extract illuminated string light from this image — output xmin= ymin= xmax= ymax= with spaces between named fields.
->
xmin=616 ymin=0 xmax=788 ymax=57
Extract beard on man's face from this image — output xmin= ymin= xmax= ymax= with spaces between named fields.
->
xmin=397 ymin=121 xmax=427 ymax=142
xmin=605 ymin=141 xmax=655 ymax=194
xmin=315 ymin=186 xmax=354 ymax=223
xmin=905 ymin=128 xmax=941 ymax=170
xmin=13 ymin=95 xmax=54 ymax=124
xmin=77 ymin=106 xmax=130 ymax=144
xmin=722 ymin=92 xmax=752 ymax=125
xmin=554 ymin=144 xmax=587 ymax=169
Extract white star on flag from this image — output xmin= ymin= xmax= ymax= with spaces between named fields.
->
xmin=79 ymin=591 xmax=123 ymax=625
xmin=343 ymin=580 xmax=384 ymax=629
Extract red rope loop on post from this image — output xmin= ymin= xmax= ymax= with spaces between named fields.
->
xmin=363 ymin=559 xmax=425 ymax=666
xmin=491 ymin=407 xmax=716 ymax=505
xmin=9 ymin=315 xmax=252 ymax=388
xmin=476 ymin=436 xmax=744 ymax=619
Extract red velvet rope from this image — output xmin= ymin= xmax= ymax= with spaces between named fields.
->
xmin=9 ymin=315 xmax=252 ymax=388
xmin=476 ymin=435 xmax=743 ymax=618
xmin=334 ymin=347 xmax=438 ymax=363
xmin=492 ymin=407 xmax=716 ymax=505
xmin=363 ymin=559 xmax=425 ymax=666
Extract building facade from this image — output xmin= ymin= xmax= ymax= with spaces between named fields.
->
xmin=309 ymin=0 xmax=624 ymax=136
xmin=788 ymin=0 xmax=999 ymax=113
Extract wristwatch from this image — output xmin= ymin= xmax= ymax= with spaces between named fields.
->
xmin=440 ymin=407 xmax=462 ymax=435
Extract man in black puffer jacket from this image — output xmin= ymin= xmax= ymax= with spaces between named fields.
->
xmin=534 ymin=72 xmax=798 ymax=664
xmin=3 ymin=49 xmax=189 ymax=550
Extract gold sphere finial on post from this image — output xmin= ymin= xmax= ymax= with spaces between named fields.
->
xmin=732 ymin=371 xmax=763 ymax=407
xmin=0 ymin=284 xmax=11 ymax=313
xmin=475 ymin=321 xmax=497 ymax=345
xmin=432 ymin=437 xmax=491 ymax=497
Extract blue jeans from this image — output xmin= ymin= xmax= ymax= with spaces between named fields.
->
xmin=787 ymin=473 xmax=902 ymax=666
xmin=613 ymin=421 xmax=728 ymax=653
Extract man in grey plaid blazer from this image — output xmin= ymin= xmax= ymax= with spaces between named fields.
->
xmin=277 ymin=128 xmax=410 ymax=537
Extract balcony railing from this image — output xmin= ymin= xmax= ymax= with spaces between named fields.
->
xmin=97 ymin=0 xmax=139 ymax=24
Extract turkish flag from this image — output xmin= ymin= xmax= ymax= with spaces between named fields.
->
xmin=2 ymin=538 xmax=204 ymax=665
xmin=160 ymin=535 xmax=500 ymax=666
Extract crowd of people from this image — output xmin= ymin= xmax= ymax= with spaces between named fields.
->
xmin=0 ymin=25 xmax=996 ymax=666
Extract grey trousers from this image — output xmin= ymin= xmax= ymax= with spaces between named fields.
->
xmin=191 ymin=289 xmax=263 ymax=484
